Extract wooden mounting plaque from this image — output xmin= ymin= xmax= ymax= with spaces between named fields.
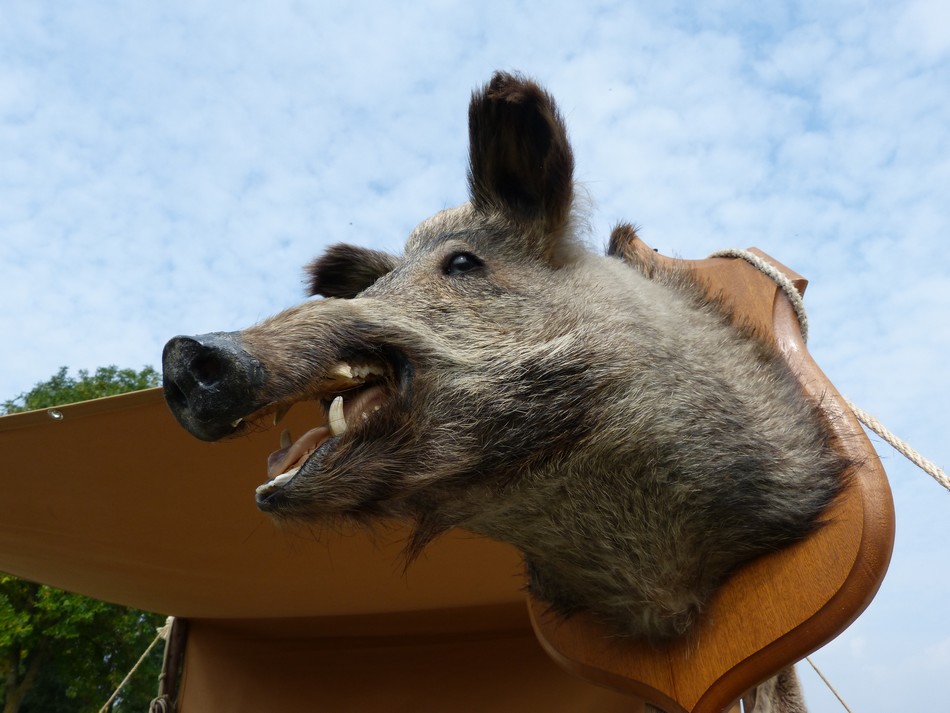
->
xmin=529 ymin=238 xmax=895 ymax=713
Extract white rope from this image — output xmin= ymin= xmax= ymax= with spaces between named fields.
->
xmin=806 ymin=656 xmax=854 ymax=713
xmin=711 ymin=247 xmax=950 ymax=711
xmin=99 ymin=616 xmax=174 ymax=713
xmin=708 ymin=248 xmax=810 ymax=343
xmin=844 ymin=398 xmax=950 ymax=491
xmin=710 ymin=247 xmax=948 ymax=493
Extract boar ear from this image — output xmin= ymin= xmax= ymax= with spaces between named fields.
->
xmin=305 ymin=244 xmax=399 ymax=298
xmin=468 ymin=72 xmax=575 ymax=236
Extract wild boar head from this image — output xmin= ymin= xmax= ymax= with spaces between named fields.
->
xmin=163 ymin=72 xmax=845 ymax=640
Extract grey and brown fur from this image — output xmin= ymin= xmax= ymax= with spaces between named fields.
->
xmin=163 ymin=72 xmax=846 ymax=712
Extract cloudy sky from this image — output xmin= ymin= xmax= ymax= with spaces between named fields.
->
xmin=2 ymin=1 xmax=948 ymax=709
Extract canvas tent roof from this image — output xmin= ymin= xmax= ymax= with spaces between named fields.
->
xmin=0 ymin=388 xmax=636 ymax=711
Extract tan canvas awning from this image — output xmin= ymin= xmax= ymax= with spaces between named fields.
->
xmin=0 ymin=389 xmax=636 ymax=711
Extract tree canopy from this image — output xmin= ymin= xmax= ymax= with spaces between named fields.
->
xmin=1 ymin=366 xmax=165 ymax=713
xmin=1 ymin=366 xmax=160 ymax=415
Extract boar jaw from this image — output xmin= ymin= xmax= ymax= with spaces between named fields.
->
xmin=256 ymin=383 xmax=389 ymax=506
xmin=253 ymin=356 xmax=405 ymax=510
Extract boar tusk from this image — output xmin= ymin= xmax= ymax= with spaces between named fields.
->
xmin=328 ymin=396 xmax=347 ymax=436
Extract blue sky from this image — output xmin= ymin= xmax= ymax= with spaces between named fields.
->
xmin=2 ymin=1 xmax=948 ymax=709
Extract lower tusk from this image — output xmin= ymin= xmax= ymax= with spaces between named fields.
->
xmin=328 ymin=396 xmax=347 ymax=436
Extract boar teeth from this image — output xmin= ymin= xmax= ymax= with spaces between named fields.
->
xmin=280 ymin=428 xmax=292 ymax=449
xmin=327 ymin=362 xmax=387 ymax=381
xmin=328 ymin=396 xmax=347 ymax=436
xmin=230 ymin=418 xmax=243 ymax=428
xmin=256 ymin=466 xmax=300 ymax=496
xmin=328 ymin=363 xmax=355 ymax=380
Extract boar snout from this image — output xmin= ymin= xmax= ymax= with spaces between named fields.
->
xmin=162 ymin=332 xmax=266 ymax=441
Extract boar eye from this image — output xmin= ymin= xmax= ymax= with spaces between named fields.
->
xmin=443 ymin=252 xmax=485 ymax=276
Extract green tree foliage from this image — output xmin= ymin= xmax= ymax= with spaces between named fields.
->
xmin=1 ymin=366 xmax=165 ymax=713
xmin=1 ymin=365 xmax=160 ymax=414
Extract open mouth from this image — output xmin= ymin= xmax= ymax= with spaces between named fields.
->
xmin=250 ymin=356 xmax=402 ymax=507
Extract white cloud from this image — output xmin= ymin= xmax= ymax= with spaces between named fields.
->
xmin=897 ymin=0 xmax=950 ymax=60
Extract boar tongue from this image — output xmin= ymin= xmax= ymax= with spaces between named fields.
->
xmin=267 ymin=426 xmax=331 ymax=478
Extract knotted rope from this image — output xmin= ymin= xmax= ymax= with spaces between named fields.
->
xmin=98 ymin=616 xmax=173 ymax=713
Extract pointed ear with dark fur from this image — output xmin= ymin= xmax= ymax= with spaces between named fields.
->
xmin=467 ymin=72 xmax=575 ymax=237
xmin=305 ymin=244 xmax=399 ymax=298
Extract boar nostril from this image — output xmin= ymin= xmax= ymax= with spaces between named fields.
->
xmin=164 ymin=379 xmax=188 ymax=410
xmin=191 ymin=351 xmax=226 ymax=387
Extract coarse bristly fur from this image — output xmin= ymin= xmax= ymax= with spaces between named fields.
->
xmin=162 ymin=71 xmax=848 ymax=712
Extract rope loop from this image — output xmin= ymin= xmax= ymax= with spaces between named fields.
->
xmin=708 ymin=248 xmax=810 ymax=343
